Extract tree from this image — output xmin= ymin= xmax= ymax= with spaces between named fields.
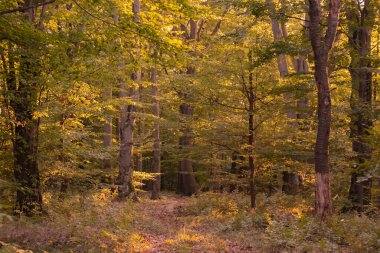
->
xmin=151 ymin=62 xmax=161 ymax=200
xmin=266 ymin=0 xmax=311 ymax=195
xmin=4 ymin=0 xmax=49 ymax=216
xmin=117 ymin=0 xmax=140 ymax=201
xmin=308 ymin=0 xmax=341 ymax=217
xmin=346 ymin=0 xmax=376 ymax=211
xmin=177 ymin=20 xmax=198 ymax=196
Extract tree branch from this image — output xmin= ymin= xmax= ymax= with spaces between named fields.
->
xmin=0 ymin=0 xmax=56 ymax=15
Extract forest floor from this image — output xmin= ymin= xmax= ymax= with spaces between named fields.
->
xmin=0 ymin=190 xmax=379 ymax=253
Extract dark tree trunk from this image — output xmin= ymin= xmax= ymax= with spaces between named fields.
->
xmin=103 ymin=87 xmax=112 ymax=170
xmin=151 ymin=66 xmax=161 ymax=200
xmin=177 ymin=20 xmax=198 ymax=196
xmin=308 ymin=0 xmax=340 ymax=218
xmin=9 ymin=55 xmax=42 ymax=216
xmin=346 ymin=0 xmax=375 ymax=211
xmin=248 ymin=51 xmax=256 ymax=208
xmin=177 ymin=87 xmax=197 ymax=196
xmin=7 ymin=1 xmax=43 ymax=216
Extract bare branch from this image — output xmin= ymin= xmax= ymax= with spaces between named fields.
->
xmin=0 ymin=0 xmax=56 ymax=16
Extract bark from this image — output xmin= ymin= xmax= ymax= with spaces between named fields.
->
xmin=248 ymin=53 xmax=256 ymax=208
xmin=11 ymin=57 xmax=43 ymax=215
xmin=151 ymin=66 xmax=161 ymax=200
xmin=177 ymin=85 xmax=197 ymax=195
xmin=347 ymin=0 xmax=375 ymax=211
xmin=308 ymin=0 xmax=340 ymax=218
xmin=117 ymin=0 xmax=140 ymax=201
xmin=103 ymin=87 xmax=112 ymax=170
xmin=135 ymin=84 xmax=143 ymax=172
xmin=177 ymin=20 xmax=197 ymax=196
xmin=118 ymin=84 xmax=138 ymax=200
xmin=266 ymin=0 xmax=289 ymax=79
xmin=6 ymin=1 xmax=43 ymax=216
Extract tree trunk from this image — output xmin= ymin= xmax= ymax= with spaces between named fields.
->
xmin=248 ymin=56 xmax=256 ymax=208
xmin=103 ymin=87 xmax=112 ymax=170
xmin=266 ymin=0 xmax=289 ymax=79
xmin=177 ymin=20 xmax=198 ymax=196
xmin=135 ymin=84 xmax=143 ymax=172
xmin=177 ymin=86 xmax=197 ymax=196
xmin=117 ymin=0 xmax=140 ymax=201
xmin=267 ymin=0 xmax=308 ymax=192
xmin=308 ymin=0 xmax=340 ymax=218
xmin=7 ymin=1 xmax=43 ymax=216
xmin=151 ymin=66 xmax=161 ymax=200
xmin=347 ymin=0 xmax=375 ymax=211
xmin=11 ymin=62 xmax=42 ymax=215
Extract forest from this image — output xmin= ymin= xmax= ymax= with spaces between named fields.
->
xmin=0 ymin=0 xmax=379 ymax=252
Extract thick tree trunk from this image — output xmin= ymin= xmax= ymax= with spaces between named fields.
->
xmin=9 ymin=55 xmax=42 ymax=216
xmin=177 ymin=20 xmax=197 ymax=196
xmin=7 ymin=1 xmax=43 ymax=216
xmin=347 ymin=0 xmax=374 ymax=211
xmin=309 ymin=0 xmax=340 ymax=218
xmin=117 ymin=0 xmax=140 ymax=201
xmin=177 ymin=88 xmax=197 ymax=196
xmin=314 ymin=64 xmax=333 ymax=217
xmin=151 ymin=66 xmax=161 ymax=200
xmin=118 ymin=101 xmax=134 ymax=199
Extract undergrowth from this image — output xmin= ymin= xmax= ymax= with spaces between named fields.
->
xmin=0 ymin=190 xmax=379 ymax=252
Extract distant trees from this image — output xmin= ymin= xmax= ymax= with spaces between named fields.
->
xmin=1 ymin=0 xmax=380 ymax=219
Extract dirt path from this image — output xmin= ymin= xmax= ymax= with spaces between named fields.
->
xmin=0 ymin=193 xmax=259 ymax=253
xmin=136 ymin=195 xmax=191 ymax=252
xmin=136 ymin=194 xmax=256 ymax=253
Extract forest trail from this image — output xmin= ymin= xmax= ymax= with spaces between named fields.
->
xmin=1 ymin=191 xmax=377 ymax=252
xmin=132 ymin=194 xmax=257 ymax=253
xmin=0 ymin=192 xmax=261 ymax=253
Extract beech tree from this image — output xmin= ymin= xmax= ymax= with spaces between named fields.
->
xmin=4 ymin=0 xmax=48 ymax=216
xmin=308 ymin=0 xmax=341 ymax=217
xmin=117 ymin=0 xmax=140 ymax=201
xmin=151 ymin=60 xmax=161 ymax=200
xmin=346 ymin=0 xmax=376 ymax=211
